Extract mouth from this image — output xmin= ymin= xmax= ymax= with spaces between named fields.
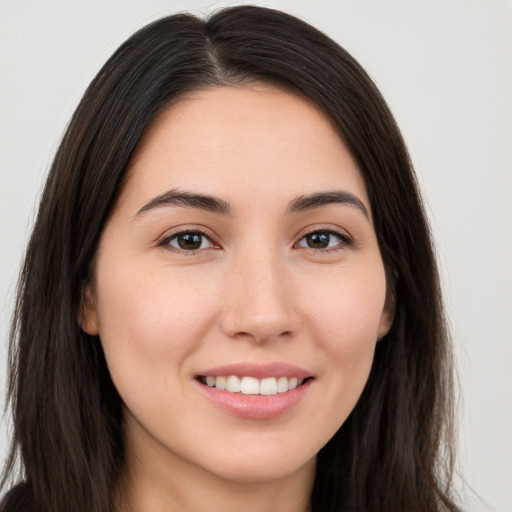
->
xmin=194 ymin=362 xmax=314 ymax=419
xmin=197 ymin=375 xmax=313 ymax=395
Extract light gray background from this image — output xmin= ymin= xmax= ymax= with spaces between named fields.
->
xmin=1 ymin=1 xmax=511 ymax=510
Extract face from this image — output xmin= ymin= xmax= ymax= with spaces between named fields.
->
xmin=82 ymin=85 xmax=392 ymax=486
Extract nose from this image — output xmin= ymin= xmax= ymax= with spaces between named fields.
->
xmin=219 ymin=250 xmax=300 ymax=344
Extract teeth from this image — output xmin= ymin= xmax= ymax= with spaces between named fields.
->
xmin=241 ymin=376 xmax=259 ymax=395
xmin=215 ymin=376 xmax=226 ymax=390
xmin=260 ymin=377 xmax=277 ymax=395
xmin=203 ymin=375 xmax=307 ymax=395
xmin=226 ymin=376 xmax=241 ymax=393
xmin=277 ymin=376 xmax=288 ymax=393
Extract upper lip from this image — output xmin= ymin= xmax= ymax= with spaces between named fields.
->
xmin=197 ymin=362 xmax=313 ymax=380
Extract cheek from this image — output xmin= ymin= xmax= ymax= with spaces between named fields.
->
xmin=301 ymin=265 xmax=387 ymax=347
xmin=297 ymin=264 xmax=386 ymax=400
xmin=94 ymin=261 xmax=221 ymax=389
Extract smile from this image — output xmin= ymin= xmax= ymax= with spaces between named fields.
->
xmin=195 ymin=363 xmax=314 ymax=418
xmin=199 ymin=375 xmax=308 ymax=395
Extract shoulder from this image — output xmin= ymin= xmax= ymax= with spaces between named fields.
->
xmin=0 ymin=483 xmax=35 ymax=512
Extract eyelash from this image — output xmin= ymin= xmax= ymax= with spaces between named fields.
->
xmin=158 ymin=227 xmax=351 ymax=255
xmin=295 ymin=228 xmax=352 ymax=253
xmin=157 ymin=229 xmax=219 ymax=255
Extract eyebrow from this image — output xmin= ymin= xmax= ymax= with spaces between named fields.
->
xmin=135 ymin=189 xmax=234 ymax=217
xmin=135 ymin=188 xmax=369 ymax=220
xmin=286 ymin=191 xmax=369 ymax=219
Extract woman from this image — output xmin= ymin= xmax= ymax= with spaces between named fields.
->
xmin=1 ymin=5 xmax=460 ymax=512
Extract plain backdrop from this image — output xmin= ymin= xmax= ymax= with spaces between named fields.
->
xmin=1 ymin=1 xmax=511 ymax=510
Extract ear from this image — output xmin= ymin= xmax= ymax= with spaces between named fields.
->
xmin=79 ymin=285 xmax=99 ymax=335
xmin=377 ymin=296 xmax=395 ymax=341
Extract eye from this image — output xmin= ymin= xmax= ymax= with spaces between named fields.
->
xmin=164 ymin=231 xmax=215 ymax=252
xmin=296 ymin=230 xmax=349 ymax=250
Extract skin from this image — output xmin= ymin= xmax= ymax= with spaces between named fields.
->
xmin=81 ymin=84 xmax=393 ymax=512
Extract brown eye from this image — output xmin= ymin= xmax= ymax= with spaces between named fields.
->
xmin=167 ymin=231 xmax=213 ymax=251
xmin=297 ymin=230 xmax=348 ymax=250
xmin=304 ymin=232 xmax=330 ymax=249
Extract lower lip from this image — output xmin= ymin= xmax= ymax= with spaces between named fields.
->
xmin=195 ymin=379 xmax=313 ymax=420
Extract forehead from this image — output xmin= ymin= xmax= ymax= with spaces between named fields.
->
xmin=123 ymin=84 xmax=369 ymax=212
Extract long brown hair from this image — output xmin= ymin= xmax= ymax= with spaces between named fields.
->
xmin=1 ymin=6 xmax=460 ymax=512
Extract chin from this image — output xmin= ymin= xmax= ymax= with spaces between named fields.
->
xmin=203 ymin=450 xmax=316 ymax=484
